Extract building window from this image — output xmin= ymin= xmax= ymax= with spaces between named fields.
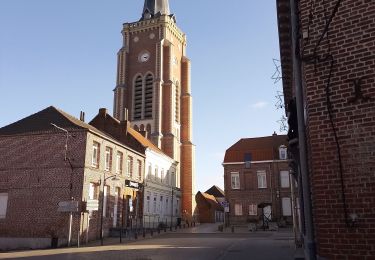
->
xmin=127 ymin=156 xmax=133 ymax=178
xmin=103 ymin=186 xmax=109 ymax=217
xmin=0 ymin=193 xmax=8 ymax=219
xmin=137 ymin=160 xmax=142 ymax=180
xmin=155 ymin=166 xmax=159 ymax=181
xmin=166 ymin=170 xmax=170 ymax=185
xmin=248 ymin=204 xmax=257 ymax=216
xmin=282 ymin=197 xmax=292 ymax=216
xmin=147 ymin=163 xmax=152 ymax=179
xmin=160 ymin=196 xmax=163 ymax=214
xmin=280 ymin=171 xmax=290 ymax=188
xmin=144 ymin=74 xmax=153 ymax=119
xmin=279 ymin=145 xmax=287 ymax=160
xmin=146 ymin=192 xmax=151 ymax=213
xmin=116 ymin=152 xmax=123 ymax=175
xmin=161 ymin=169 xmax=164 ymax=183
xmin=231 ymin=172 xmax=240 ymax=190
xmin=234 ymin=203 xmax=242 ymax=216
xmin=166 ymin=197 xmax=169 ymax=214
xmin=171 ymin=172 xmax=175 ymax=186
xmin=257 ymin=171 xmax=267 ymax=189
xmin=88 ymin=183 xmax=99 ymax=200
xmin=244 ymin=153 xmax=252 ymax=169
xmin=133 ymin=76 xmax=143 ymax=120
xmin=175 ymin=82 xmax=180 ymax=123
xmin=92 ymin=142 xmax=100 ymax=168
xmin=105 ymin=147 xmax=113 ymax=171
xmin=153 ymin=194 xmax=157 ymax=214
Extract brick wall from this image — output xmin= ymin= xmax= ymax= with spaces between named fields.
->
xmin=0 ymin=130 xmax=87 ymax=240
xmin=224 ymin=161 xmax=292 ymax=225
xmin=298 ymin=0 xmax=375 ymax=258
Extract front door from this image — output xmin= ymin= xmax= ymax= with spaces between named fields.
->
xmin=264 ymin=205 xmax=272 ymax=221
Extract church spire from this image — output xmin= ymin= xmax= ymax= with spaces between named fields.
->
xmin=142 ymin=0 xmax=170 ymax=20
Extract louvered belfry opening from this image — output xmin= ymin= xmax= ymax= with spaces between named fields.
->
xmin=134 ymin=76 xmax=143 ymax=120
xmin=144 ymin=74 xmax=153 ymax=119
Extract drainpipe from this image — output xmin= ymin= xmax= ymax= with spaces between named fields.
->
xmin=289 ymin=0 xmax=316 ymax=259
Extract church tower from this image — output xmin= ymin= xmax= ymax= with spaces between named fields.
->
xmin=113 ymin=0 xmax=196 ymax=217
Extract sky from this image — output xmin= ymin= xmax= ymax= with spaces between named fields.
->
xmin=0 ymin=0 xmax=285 ymax=193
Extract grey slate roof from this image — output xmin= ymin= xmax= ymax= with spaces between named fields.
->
xmin=142 ymin=0 xmax=170 ymax=19
xmin=0 ymin=106 xmax=107 ymax=138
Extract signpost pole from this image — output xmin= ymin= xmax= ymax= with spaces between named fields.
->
xmin=68 ymin=210 xmax=73 ymax=246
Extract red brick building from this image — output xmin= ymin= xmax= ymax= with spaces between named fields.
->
xmin=112 ymin=0 xmax=196 ymax=218
xmin=195 ymin=186 xmax=225 ymax=223
xmin=277 ymin=0 xmax=375 ymax=258
xmin=223 ymin=134 xmax=294 ymax=227
xmin=0 ymin=107 xmax=145 ymax=250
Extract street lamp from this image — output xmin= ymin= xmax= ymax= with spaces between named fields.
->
xmin=100 ymin=174 xmax=120 ymax=246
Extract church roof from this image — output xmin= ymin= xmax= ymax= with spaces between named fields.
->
xmin=142 ymin=0 xmax=171 ymax=20
xmin=205 ymin=185 xmax=225 ymax=198
xmin=224 ymin=135 xmax=287 ymax=163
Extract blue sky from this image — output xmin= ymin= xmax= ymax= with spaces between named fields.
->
xmin=0 ymin=0 xmax=285 ymax=192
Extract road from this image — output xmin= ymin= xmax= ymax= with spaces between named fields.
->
xmin=0 ymin=225 xmax=296 ymax=260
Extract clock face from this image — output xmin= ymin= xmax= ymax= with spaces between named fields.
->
xmin=139 ymin=51 xmax=150 ymax=63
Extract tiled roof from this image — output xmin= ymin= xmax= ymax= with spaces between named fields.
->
xmin=0 ymin=106 xmax=110 ymax=139
xmin=127 ymin=127 xmax=167 ymax=157
xmin=224 ymin=135 xmax=287 ymax=163
xmin=197 ymin=191 xmax=223 ymax=210
xmin=205 ymin=185 xmax=225 ymax=198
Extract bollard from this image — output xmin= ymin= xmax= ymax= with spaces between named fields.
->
xmin=143 ymin=229 xmax=146 ymax=238
xmin=170 ymin=225 xmax=172 ymax=231
xmin=231 ymin=226 xmax=235 ymax=233
xmin=134 ymin=232 xmax=138 ymax=240
xmin=158 ymin=228 xmax=160 ymax=234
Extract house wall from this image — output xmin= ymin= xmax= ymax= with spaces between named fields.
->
xmin=224 ymin=161 xmax=292 ymax=225
xmin=82 ymin=132 xmax=145 ymax=241
xmin=296 ymin=0 xmax=375 ymax=258
xmin=143 ymin=149 xmax=181 ymax=228
xmin=0 ymin=130 xmax=87 ymax=250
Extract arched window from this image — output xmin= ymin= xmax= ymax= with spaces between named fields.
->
xmin=146 ymin=124 xmax=152 ymax=139
xmin=144 ymin=74 xmax=153 ymax=119
xmin=140 ymin=124 xmax=145 ymax=132
xmin=133 ymin=76 xmax=143 ymax=120
xmin=133 ymin=125 xmax=139 ymax=131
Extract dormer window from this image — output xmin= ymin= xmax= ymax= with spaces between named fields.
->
xmin=279 ymin=145 xmax=287 ymax=160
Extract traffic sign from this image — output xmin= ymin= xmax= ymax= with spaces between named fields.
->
xmin=58 ymin=201 xmax=79 ymax=212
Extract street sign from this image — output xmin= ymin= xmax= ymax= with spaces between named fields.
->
xmin=58 ymin=201 xmax=79 ymax=212
xmin=125 ymin=180 xmax=141 ymax=190
xmin=86 ymin=199 xmax=99 ymax=211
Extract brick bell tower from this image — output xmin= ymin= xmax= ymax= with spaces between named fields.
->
xmin=113 ymin=0 xmax=196 ymax=217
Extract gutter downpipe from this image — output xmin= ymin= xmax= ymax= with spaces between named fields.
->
xmin=289 ymin=0 xmax=316 ymax=259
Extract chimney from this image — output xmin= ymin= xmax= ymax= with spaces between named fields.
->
xmin=272 ymin=131 xmax=277 ymax=136
xmin=120 ymin=108 xmax=129 ymax=136
xmin=99 ymin=108 xmax=108 ymax=117
xmin=79 ymin=111 xmax=85 ymax=122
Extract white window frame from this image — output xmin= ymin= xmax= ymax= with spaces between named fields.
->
xmin=280 ymin=171 xmax=290 ymax=188
xmin=257 ymin=170 xmax=267 ymax=189
xmin=92 ymin=142 xmax=100 ymax=167
xmin=234 ymin=203 xmax=242 ymax=216
xmin=127 ymin=156 xmax=133 ymax=178
xmin=116 ymin=152 xmax=123 ymax=175
xmin=231 ymin=172 xmax=240 ymax=190
xmin=0 ymin=193 xmax=8 ymax=219
xmin=248 ymin=204 xmax=257 ymax=216
xmin=147 ymin=163 xmax=152 ymax=179
xmin=161 ymin=169 xmax=164 ymax=183
xmin=105 ymin=147 xmax=112 ymax=171
xmin=279 ymin=146 xmax=287 ymax=160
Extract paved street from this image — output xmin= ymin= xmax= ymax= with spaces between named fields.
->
xmin=0 ymin=224 xmax=295 ymax=260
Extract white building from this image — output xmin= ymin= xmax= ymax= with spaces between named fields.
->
xmin=128 ymin=128 xmax=181 ymax=228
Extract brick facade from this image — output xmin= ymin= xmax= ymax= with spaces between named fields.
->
xmin=277 ymin=0 xmax=375 ymax=258
xmin=0 ymin=107 xmax=145 ymax=250
xmin=113 ymin=3 xmax=196 ymax=218
xmin=223 ymin=135 xmax=294 ymax=226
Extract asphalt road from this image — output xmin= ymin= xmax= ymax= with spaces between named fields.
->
xmin=0 ymin=232 xmax=295 ymax=260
